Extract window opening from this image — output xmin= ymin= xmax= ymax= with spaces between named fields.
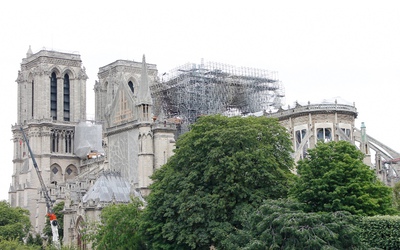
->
xmin=341 ymin=128 xmax=351 ymax=137
xmin=295 ymin=129 xmax=309 ymax=159
xmin=63 ymin=74 xmax=70 ymax=121
xmin=65 ymin=132 xmax=72 ymax=153
xmin=50 ymin=72 xmax=57 ymax=120
xmin=295 ymin=129 xmax=307 ymax=149
xmin=51 ymin=130 xmax=59 ymax=153
xmin=128 ymin=81 xmax=134 ymax=93
xmin=317 ymin=128 xmax=332 ymax=142
xmin=142 ymin=104 xmax=149 ymax=119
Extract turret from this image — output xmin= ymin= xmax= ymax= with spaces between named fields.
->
xmin=137 ymin=55 xmax=152 ymax=122
xmin=360 ymin=122 xmax=372 ymax=166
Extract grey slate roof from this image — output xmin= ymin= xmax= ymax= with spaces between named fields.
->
xmin=82 ymin=171 xmax=131 ymax=203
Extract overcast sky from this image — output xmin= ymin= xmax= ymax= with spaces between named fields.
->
xmin=0 ymin=1 xmax=399 ymax=201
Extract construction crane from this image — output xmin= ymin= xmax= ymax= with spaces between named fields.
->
xmin=20 ymin=127 xmax=60 ymax=249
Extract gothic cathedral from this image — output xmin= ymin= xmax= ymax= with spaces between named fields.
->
xmin=9 ymin=47 xmax=176 ymax=247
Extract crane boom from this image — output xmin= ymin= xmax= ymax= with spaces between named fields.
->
xmin=20 ymin=127 xmax=60 ymax=248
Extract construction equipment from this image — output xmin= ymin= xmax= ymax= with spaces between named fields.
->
xmin=20 ymin=127 xmax=60 ymax=249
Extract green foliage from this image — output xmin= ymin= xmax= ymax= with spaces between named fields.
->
xmin=142 ymin=115 xmax=295 ymax=249
xmin=0 ymin=238 xmax=41 ymax=250
xmin=0 ymin=200 xmax=31 ymax=241
xmin=223 ymin=199 xmax=368 ymax=250
xmin=26 ymin=233 xmax=43 ymax=249
xmin=48 ymin=245 xmax=78 ymax=250
xmin=291 ymin=141 xmax=395 ymax=216
xmin=0 ymin=236 xmax=76 ymax=250
xmin=84 ymin=198 xmax=146 ymax=250
xmin=359 ymin=215 xmax=400 ymax=249
xmin=43 ymin=201 xmax=64 ymax=244
xmin=392 ymin=182 xmax=400 ymax=211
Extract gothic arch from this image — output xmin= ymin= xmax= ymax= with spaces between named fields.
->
xmin=65 ymin=165 xmax=78 ymax=181
xmin=106 ymin=80 xmax=116 ymax=100
xmin=75 ymin=216 xmax=86 ymax=249
xmin=61 ymin=68 xmax=76 ymax=79
xmin=50 ymin=164 xmax=63 ymax=184
xmin=127 ymin=76 xmax=139 ymax=95
xmin=140 ymin=132 xmax=153 ymax=153
xmin=49 ymin=66 xmax=62 ymax=77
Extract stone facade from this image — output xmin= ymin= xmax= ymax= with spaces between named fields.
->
xmin=265 ymin=100 xmax=400 ymax=183
xmin=10 ymin=48 xmax=86 ymax=233
xmin=10 ymin=48 xmax=176 ymax=248
xmin=266 ymin=100 xmax=358 ymax=163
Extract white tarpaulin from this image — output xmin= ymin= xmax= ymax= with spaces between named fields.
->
xmin=74 ymin=122 xmax=104 ymax=159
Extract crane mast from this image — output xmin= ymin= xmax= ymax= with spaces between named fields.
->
xmin=20 ymin=127 xmax=60 ymax=248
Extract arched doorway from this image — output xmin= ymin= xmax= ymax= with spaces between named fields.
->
xmin=76 ymin=216 xmax=86 ymax=250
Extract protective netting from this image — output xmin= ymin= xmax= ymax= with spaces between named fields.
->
xmin=74 ymin=122 xmax=104 ymax=159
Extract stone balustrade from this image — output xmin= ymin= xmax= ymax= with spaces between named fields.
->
xmin=266 ymin=102 xmax=357 ymax=119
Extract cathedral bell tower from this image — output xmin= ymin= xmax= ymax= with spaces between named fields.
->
xmin=10 ymin=47 xmax=87 ymax=233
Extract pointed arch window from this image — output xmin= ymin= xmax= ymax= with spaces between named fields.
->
xmin=50 ymin=165 xmax=63 ymax=185
xmin=50 ymin=72 xmax=57 ymax=120
xmin=64 ymin=74 xmax=70 ymax=121
xmin=128 ymin=81 xmax=134 ymax=93
xmin=65 ymin=165 xmax=78 ymax=180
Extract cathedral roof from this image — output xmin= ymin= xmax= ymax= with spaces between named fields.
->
xmin=82 ymin=171 xmax=131 ymax=203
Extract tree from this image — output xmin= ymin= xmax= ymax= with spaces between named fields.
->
xmin=393 ymin=181 xmax=400 ymax=211
xmin=26 ymin=233 xmax=43 ymax=249
xmin=141 ymin=115 xmax=295 ymax=249
xmin=0 ymin=238 xmax=41 ymax=250
xmin=0 ymin=200 xmax=31 ymax=241
xmin=222 ymin=199 xmax=368 ymax=249
xmin=291 ymin=140 xmax=395 ymax=216
xmin=85 ymin=198 xmax=146 ymax=250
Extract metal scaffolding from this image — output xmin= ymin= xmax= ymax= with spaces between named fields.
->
xmin=151 ymin=60 xmax=285 ymax=133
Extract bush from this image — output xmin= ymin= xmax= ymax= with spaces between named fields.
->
xmin=0 ymin=238 xmax=41 ymax=250
xmin=359 ymin=215 xmax=400 ymax=249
